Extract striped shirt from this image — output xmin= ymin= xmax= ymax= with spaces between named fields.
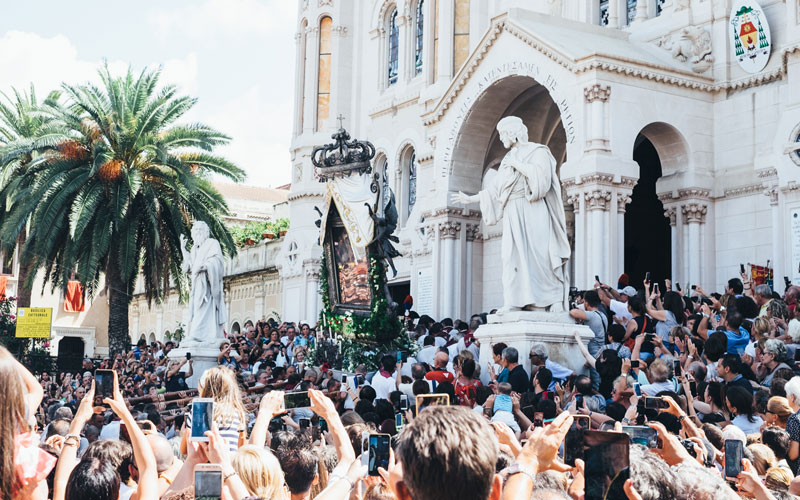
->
xmin=186 ymin=409 xmax=242 ymax=452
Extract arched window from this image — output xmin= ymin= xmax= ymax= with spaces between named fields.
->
xmin=388 ymin=10 xmax=399 ymax=86
xmin=415 ymin=1 xmax=425 ymax=75
xmin=453 ymin=0 xmax=470 ymax=71
xmin=407 ymin=152 xmax=417 ymax=218
xmin=297 ymin=19 xmax=308 ymax=134
xmin=317 ymin=16 xmax=332 ymax=130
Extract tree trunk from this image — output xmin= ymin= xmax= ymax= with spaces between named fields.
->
xmin=106 ymin=264 xmax=130 ymax=358
xmin=15 ymin=226 xmax=32 ymax=307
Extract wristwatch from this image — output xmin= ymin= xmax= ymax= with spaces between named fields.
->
xmin=506 ymin=463 xmax=536 ymax=482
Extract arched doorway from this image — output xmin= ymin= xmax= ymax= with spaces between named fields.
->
xmin=57 ymin=336 xmax=84 ymax=373
xmin=624 ymin=134 xmax=672 ymax=288
xmin=449 ymin=75 xmax=568 ymax=312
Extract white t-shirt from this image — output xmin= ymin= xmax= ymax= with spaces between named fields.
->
xmin=371 ymin=371 xmax=397 ymax=400
xmin=99 ymin=420 xmax=121 ymax=440
xmin=609 ymin=299 xmax=633 ymax=323
xmin=417 ymin=346 xmax=437 ymax=366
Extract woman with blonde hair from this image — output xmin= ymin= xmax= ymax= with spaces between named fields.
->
xmin=233 ymin=445 xmax=288 ymax=500
xmin=184 ymin=366 xmax=248 ymax=452
xmin=765 ymin=466 xmax=793 ymax=492
xmin=0 ymin=346 xmax=49 ymax=500
xmin=766 ymin=396 xmax=793 ymax=429
xmin=747 ymin=443 xmax=777 ymax=476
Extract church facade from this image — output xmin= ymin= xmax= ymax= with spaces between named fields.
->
xmin=280 ymin=0 xmax=800 ymax=322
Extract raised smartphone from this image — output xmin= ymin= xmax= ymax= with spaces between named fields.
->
xmin=368 ymin=434 xmax=391 ymax=476
xmin=584 ymin=431 xmax=630 ymax=500
xmin=194 ymin=464 xmax=223 ymax=500
xmin=190 ymin=398 xmax=213 ymax=442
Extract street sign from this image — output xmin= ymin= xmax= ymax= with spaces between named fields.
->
xmin=15 ymin=307 xmax=53 ymax=338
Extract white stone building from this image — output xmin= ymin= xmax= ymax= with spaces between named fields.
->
xmin=280 ymin=0 xmax=800 ymax=323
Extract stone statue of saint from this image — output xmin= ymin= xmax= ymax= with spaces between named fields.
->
xmin=179 ymin=221 xmax=228 ymax=346
xmin=451 ymin=116 xmax=571 ymax=313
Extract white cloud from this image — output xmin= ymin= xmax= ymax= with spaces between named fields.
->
xmin=206 ymin=85 xmax=292 ymax=187
xmin=0 ymin=31 xmax=199 ymax=96
xmin=148 ymin=0 xmax=296 ymax=40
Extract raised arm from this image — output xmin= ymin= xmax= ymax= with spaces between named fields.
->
xmin=310 ymin=389 xmax=356 ymax=462
xmin=52 ymin=383 xmax=95 ymax=500
xmin=572 ymin=330 xmax=596 ymax=369
xmin=249 ymin=391 xmax=284 ymax=447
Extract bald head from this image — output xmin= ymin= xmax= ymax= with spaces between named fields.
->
xmin=434 ymin=351 xmax=449 ymax=368
xmin=146 ymin=434 xmax=175 ymax=472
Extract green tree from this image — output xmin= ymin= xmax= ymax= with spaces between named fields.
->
xmin=0 ymin=85 xmax=64 ymax=308
xmin=0 ymin=66 xmax=245 ymax=356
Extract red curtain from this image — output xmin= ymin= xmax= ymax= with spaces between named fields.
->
xmin=64 ymin=280 xmax=85 ymax=312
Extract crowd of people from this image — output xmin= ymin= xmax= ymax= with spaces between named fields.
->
xmin=6 ymin=271 xmax=800 ymax=499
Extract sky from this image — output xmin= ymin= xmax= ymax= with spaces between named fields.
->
xmin=0 ymin=0 xmax=297 ymax=187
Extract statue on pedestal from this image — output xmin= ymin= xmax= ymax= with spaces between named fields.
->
xmin=179 ymin=221 xmax=228 ymax=347
xmin=452 ymin=116 xmax=571 ymax=314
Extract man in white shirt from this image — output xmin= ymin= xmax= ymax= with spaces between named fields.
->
xmin=597 ymin=284 xmax=636 ymax=323
xmin=371 ymin=355 xmax=398 ymax=400
xmin=416 ymin=336 xmax=437 ymax=366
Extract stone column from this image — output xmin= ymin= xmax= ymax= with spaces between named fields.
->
xmin=584 ymin=84 xmax=611 ymax=153
xmin=616 ymin=192 xmax=631 ymax=281
xmin=437 ymin=0 xmax=455 ymax=82
xmin=585 ymin=189 xmax=612 ymax=284
xmin=465 ymin=223 xmax=480 ymax=317
xmin=431 ymin=223 xmax=442 ymax=317
xmin=766 ymin=186 xmax=782 ymax=282
xmin=682 ymin=203 xmax=707 ymax=287
xmin=566 ymin=192 xmax=585 ymax=288
xmin=633 ymin=0 xmax=649 ymax=23
xmin=664 ymin=207 xmax=678 ymax=281
xmin=438 ymin=220 xmax=461 ymax=318
xmin=607 ymin=0 xmax=620 ymax=28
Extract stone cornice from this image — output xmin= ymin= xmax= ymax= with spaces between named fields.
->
xmin=421 ymin=17 xmax=800 ymax=127
xmin=419 ymin=206 xmax=481 ymax=220
xmin=757 ymin=167 xmax=778 ymax=179
xmin=287 ymin=189 xmax=325 ymax=201
xmin=722 ymin=184 xmax=764 ymax=200
xmin=368 ymin=91 xmax=421 ymax=119
xmin=659 ymin=188 xmax=711 ymax=203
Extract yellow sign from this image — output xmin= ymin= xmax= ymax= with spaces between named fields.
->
xmin=15 ymin=307 xmax=53 ymax=339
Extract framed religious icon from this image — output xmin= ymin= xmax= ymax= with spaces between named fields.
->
xmin=324 ymin=205 xmax=372 ymax=314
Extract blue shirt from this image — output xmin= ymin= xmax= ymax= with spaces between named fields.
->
xmin=723 ymin=328 xmax=750 ymax=355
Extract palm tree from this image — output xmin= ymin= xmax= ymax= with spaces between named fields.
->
xmin=0 ymin=85 xmax=63 ymax=308
xmin=0 ymin=66 xmax=245 ymax=356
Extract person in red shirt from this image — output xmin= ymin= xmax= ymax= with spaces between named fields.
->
xmin=425 ymin=351 xmax=455 ymax=386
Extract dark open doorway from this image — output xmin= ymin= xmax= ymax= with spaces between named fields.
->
xmin=57 ymin=336 xmax=84 ymax=373
xmin=388 ymin=281 xmax=410 ymax=308
xmin=624 ymin=135 xmax=672 ymax=289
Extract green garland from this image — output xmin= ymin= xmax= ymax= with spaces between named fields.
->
xmin=318 ymin=248 xmax=416 ymax=371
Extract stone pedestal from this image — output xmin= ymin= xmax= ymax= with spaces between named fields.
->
xmin=475 ymin=311 xmax=594 ymax=385
xmin=169 ymin=347 xmax=220 ymax=389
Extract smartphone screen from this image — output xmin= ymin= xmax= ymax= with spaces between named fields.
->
xmin=595 ymin=275 xmax=600 ymax=283
xmin=691 ymin=285 xmax=697 ymax=290
xmin=564 ymin=415 xmax=590 ymax=466
xmin=194 ymin=469 xmax=223 ymax=500
xmin=689 ymin=381 xmax=697 ymax=397
xmin=191 ymin=399 xmax=213 ymax=442
xmin=368 ymin=434 xmax=391 ymax=476
xmin=395 ymin=412 xmax=404 ymax=431
xmin=644 ymin=334 xmax=654 ymax=343
xmin=416 ymin=394 xmax=449 ymax=414
xmin=645 ymin=272 xmax=651 ymax=282
xmin=740 ymin=263 xmax=746 ymax=275
xmin=584 ymin=431 xmax=630 ymax=500
xmin=621 ymin=425 xmax=658 ymax=448
xmin=644 ymin=397 xmax=667 ymax=410
xmin=533 ymin=412 xmax=544 ymax=428
xmin=400 ymin=394 xmax=409 ymax=411
xmin=575 ymin=395 xmax=583 ymax=410
xmin=396 ymin=351 xmax=403 ymax=364
xmin=284 ymin=391 xmax=311 ymax=409
xmin=631 ymin=360 xmax=639 ymax=369
xmin=673 ymin=360 xmax=682 ymax=377
xmin=342 ymin=374 xmax=348 ymax=385
xmin=319 ymin=418 xmax=328 ymax=433
xmin=186 ymin=352 xmax=192 ymax=360
xmin=725 ymin=440 xmax=744 ymax=478
xmin=95 ymin=369 xmax=114 ymax=400
xmin=633 ymin=383 xmax=642 ymax=397
xmin=676 ymin=283 xmax=681 ymax=291
xmin=299 ymin=418 xmax=311 ymax=429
